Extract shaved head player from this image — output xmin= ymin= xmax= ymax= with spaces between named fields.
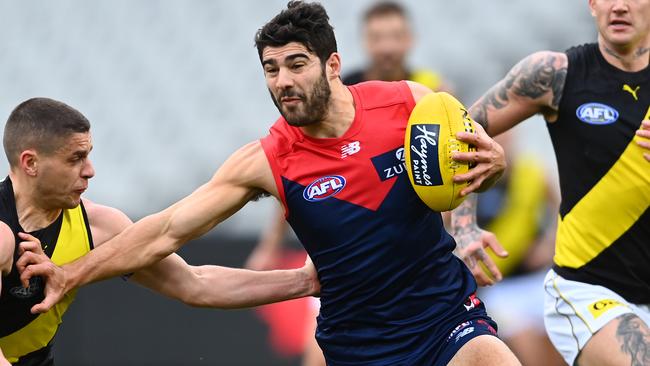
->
xmin=0 ymin=98 xmax=319 ymax=365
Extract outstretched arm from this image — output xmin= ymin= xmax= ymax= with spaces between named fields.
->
xmin=0 ymin=222 xmax=14 ymax=366
xmin=19 ymin=141 xmax=281 ymax=312
xmin=88 ymin=198 xmax=318 ymax=308
xmin=470 ymin=51 xmax=568 ymax=135
xmin=0 ymin=222 xmax=13 ymax=277
xmin=131 ymin=255 xmax=318 ymax=309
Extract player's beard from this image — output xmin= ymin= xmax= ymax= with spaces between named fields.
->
xmin=270 ymin=69 xmax=331 ymax=127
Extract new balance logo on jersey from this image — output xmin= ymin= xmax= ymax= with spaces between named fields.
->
xmin=623 ymin=84 xmax=640 ymax=101
xmin=341 ymin=141 xmax=361 ymax=158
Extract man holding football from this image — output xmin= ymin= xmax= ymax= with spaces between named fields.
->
xmin=19 ymin=2 xmax=518 ymax=365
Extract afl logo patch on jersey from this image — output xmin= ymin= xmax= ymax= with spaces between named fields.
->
xmin=10 ymin=277 xmax=42 ymax=299
xmin=576 ymin=103 xmax=619 ymax=125
xmin=303 ymin=175 xmax=346 ymax=202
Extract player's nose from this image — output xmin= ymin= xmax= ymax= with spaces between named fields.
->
xmin=82 ymin=158 xmax=95 ymax=179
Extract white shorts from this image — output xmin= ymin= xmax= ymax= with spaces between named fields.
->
xmin=543 ymin=269 xmax=650 ymax=366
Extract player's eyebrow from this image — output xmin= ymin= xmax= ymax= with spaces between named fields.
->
xmin=262 ymin=52 xmax=311 ymax=67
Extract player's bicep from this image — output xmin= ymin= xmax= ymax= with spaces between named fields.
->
xmin=0 ymin=222 xmax=15 ymax=275
xmin=166 ymin=141 xmax=271 ymax=242
xmin=470 ymin=51 xmax=567 ymax=136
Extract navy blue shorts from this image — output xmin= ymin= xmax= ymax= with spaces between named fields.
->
xmin=438 ymin=317 xmax=499 ymax=365
xmin=318 ymin=293 xmax=500 ymax=365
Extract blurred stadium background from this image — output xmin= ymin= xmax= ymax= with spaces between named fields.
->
xmin=0 ymin=1 xmax=592 ymax=365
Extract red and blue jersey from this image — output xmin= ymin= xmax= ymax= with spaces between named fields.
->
xmin=261 ymin=81 xmax=482 ymax=365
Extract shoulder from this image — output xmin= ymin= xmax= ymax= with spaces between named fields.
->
xmin=508 ymin=51 xmax=568 ymax=110
xmin=351 ymin=80 xmax=426 ymax=109
xmin=211 ymin=140 xmax=276 ymax=198
xmin=520 ymin=51 xmax=568 ymax=70
xmin=82 ymin=198 xmax=132 ymax=247
xmin=405 ymin=80 xmax=434 ymax=103
xmin=511 ymin=51 xmax=568 ymax=85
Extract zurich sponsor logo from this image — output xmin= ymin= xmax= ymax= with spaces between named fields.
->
xmin=576 ymin=103 xmax=619 ymax=125
xmin=303 ymin=175 xmax=346 ymax=202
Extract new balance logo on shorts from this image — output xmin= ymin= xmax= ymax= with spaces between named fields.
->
xmin=447 ymin=319 xmax=496 ymax=344
xmin=341 ymin=141 xmax=361 ymax=158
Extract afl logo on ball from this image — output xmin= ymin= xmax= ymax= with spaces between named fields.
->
xmin=576 ymin=103 xmax=619 ymax=125
xmin=303 ymin=175 xmax=346 ymax=202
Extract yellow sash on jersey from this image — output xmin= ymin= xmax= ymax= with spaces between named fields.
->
xmin=0 ymin=206 xmax=91 ymax=363
xmin=554 ymin=107 xmax=650 ymax=268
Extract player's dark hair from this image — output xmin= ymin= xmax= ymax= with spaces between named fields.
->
xmin=3 ymin=97 xmax=90 ymax=167
xmin=363 ymin=1 xmax=409 ymax=23
xmin=255 ymin=1 xmax=337 ymax=66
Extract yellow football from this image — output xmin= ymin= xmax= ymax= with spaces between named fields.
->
xmin=404 ymin=92 xmax=476 ymax=212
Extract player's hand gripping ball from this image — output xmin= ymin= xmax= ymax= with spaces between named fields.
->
xmin=404 ymin=92 xmax=476 ymax=212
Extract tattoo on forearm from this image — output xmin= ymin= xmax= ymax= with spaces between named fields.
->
xmin=451 ymin=194 xmax=479 ymax=250
xmin=616 ymin=313 xmax=650 ymax=366
xmin=470 ymin=53 xmax=567 ymax=129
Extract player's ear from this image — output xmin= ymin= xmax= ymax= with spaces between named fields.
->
xmin=325 ymin=52 xmax=342 ymax=80
xmin=19 ymin=150 xmax=39 ymax=177
xmin=588 ymin=0 xmax=597 ymax=17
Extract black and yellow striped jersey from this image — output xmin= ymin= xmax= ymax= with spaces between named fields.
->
xmin=550 ymin=43 xmax=650 ymax=303
xmin=0 ymin=177 xmax=93 ymax=364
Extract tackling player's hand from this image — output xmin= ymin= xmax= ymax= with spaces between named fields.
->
xmin=301 ymin=255 xmax=320 ymax=297
xmin=452 ymin=123 xmax=506 ymax=196
xmin=637 ymin=120 xmax=650 ymax=162
xmin=452 ymin=227 xmax=508 ymax=286
xmin=15 ymin=232 xmax=66 ymax=314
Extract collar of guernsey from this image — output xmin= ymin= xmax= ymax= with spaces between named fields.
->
xmin=0 ymin=199 xmax=93 ymax=363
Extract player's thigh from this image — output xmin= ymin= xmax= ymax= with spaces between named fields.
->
xmin=543 ymin=269 xmax=642 ymax=365
xmin=447 ymin=335 xmax=521 ymax=366
xmin=577 ymin=313 xmax=650 ymax=366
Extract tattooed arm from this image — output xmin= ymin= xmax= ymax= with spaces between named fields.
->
xmin=450 ymin=194 xmax=508 ymax=286
xmin=616 ymin=314 xmax=650 ymax=365
xmin=470 ymin=51 xmax=568 ymax=136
